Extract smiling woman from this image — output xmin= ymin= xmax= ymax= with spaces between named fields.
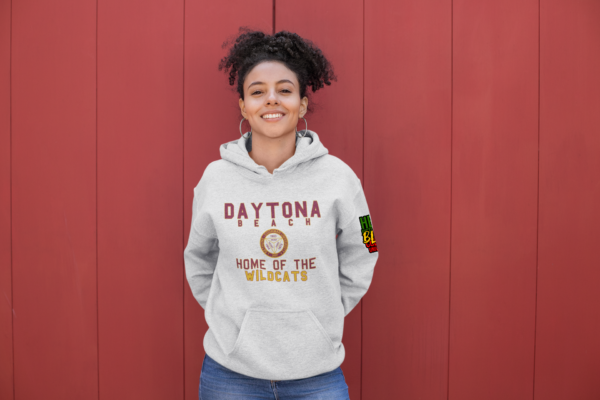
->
xmin=217 ymin=28 xmax=337 ymax=174
xmin=184 ymin=27 xmax=380 ymax=400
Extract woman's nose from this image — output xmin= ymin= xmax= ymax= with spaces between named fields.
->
xmin=266 ymin=89 xmax=279 ymax=104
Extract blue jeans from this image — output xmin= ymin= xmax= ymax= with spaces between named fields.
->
xmin=199 ymin=352 xmax=350 ymax=400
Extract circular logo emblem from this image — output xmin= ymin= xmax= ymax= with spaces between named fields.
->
xmin=260 ymin=229 xmax=289 ymax=258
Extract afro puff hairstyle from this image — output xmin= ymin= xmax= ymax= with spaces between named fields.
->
xmin=218 ymin=27 xmax=337 ymax=115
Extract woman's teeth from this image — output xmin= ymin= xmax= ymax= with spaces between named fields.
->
xmin=262 ymin=113 xmax=283 ymax=119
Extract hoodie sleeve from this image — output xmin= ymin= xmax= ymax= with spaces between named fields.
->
xmin=183 ymin=170 xmax=219 ymax=310
xmin=336 ymin=176 xmax=379 ymax=317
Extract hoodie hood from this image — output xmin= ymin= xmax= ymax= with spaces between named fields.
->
xmin=219 ymin=130 xmax=329 ymax=180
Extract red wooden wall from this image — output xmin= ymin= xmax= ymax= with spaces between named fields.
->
xmin=1 ymin=0 xmax=599 ymax=399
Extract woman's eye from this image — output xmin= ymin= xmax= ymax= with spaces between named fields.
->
xmin=251 ymin=89 xmax=290 ymax=95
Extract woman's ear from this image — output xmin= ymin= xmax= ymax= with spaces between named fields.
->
xmin=299 ymin=96 xmax=308 ymax=118
xmin=239 ymin=97 xmax=246 ymax=118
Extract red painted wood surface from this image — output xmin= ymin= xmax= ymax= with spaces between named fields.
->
xmin=450 ymin=1 xmax=539 ymax=399
xmin=0 ymin=0 xmax=12 ymax=399
xmin=276 ymin=1 xmax=365 ymax=397
xmin=97 ymin=0 xmax=184 ymax=398
xmin=2 ymin=1 xmax=600 ymax=399
xmin=363 ymin=1 xmax=451 ymax=399
xmin=183 ymin=2 xmax=272 ymax=399
xmin=535 ymin=1 xmax=600 ymax=399
xmin=10 ymin=0 xmax=97 ymax=399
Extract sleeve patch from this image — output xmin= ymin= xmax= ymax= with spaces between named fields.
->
xmin=359 ymin=214 xmax=378 ymax=253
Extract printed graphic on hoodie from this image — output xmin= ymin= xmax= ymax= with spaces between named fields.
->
xmin=226 ymin=201 xmax=321 ymax=284
xmin=359 ymin=214 xmax=378 ymax=253
xmin=260 ymin=229 xmax=288 ymax=258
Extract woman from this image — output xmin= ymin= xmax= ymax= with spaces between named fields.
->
xmin=184 ymin=27 xmax=379 ymax=400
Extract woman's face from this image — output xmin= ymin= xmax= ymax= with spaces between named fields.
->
xmin=239 ymin=61 xmax=308 ymax=140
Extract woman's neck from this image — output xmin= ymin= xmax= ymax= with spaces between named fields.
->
xmin=248 ymin=130 xmax=297 ymax=174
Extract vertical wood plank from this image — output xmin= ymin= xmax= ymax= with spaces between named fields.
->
xmin=535 ymin=1 xmax=600 ymax=399
xmin=276 ymin=1 xmax=364 ymax=397
xmin=11 ymin=0 xmax=97 ymax=398
xmin=363 ymin=0 xmax=452 ymax=398
xmin=183 ymin=2 xmax=271 ymax=398
xmin=450 ymin=1 xmax=539 ymax=399
xmin=0 ymin=0 xmax=13 ymax=398
xmin=97 ymin=0 xmax=184 ymax=398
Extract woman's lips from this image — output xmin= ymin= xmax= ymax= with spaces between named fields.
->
xmin=261 ymin=113 xmax=285 ymax=122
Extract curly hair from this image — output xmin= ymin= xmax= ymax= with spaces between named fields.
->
xmin=218 ymin=27 xmax=337 ymax=115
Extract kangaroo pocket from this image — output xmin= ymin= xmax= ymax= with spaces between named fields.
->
xmin=226 ymin=308 xmax=336 ymax=377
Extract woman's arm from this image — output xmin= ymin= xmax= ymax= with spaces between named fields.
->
xmin=183 ymin=170 xmax=219 ymax=310
xmin=336 ymin=176 xmax=379 ymax=317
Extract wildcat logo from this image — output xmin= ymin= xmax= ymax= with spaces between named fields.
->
xmin=359 ymin=215 xmax=378 ymax=253
xmin=260 ymin=229 xmax=289 ymax=258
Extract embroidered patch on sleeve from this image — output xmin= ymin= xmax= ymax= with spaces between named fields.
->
xmin=359 ymin=214 xmax=378 ymax=253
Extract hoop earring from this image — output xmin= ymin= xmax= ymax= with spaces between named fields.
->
xmin=296 ymin=117 xmax=308 ymax=138
xmin=239 ymin=117 xmax=252 ymax=138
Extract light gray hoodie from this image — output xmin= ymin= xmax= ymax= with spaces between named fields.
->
xmin=184 ymin=130 xmax=379 ymax=380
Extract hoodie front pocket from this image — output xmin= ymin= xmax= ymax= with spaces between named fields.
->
xmin=226 ymin=309 xmax=335 ymax=374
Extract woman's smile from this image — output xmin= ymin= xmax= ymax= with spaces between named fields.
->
xmin=261 ymin=112 xmax=285 ymax=122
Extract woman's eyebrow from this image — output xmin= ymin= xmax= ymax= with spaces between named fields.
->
xmin=248 ymin=79 xmax=296 ymax=89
